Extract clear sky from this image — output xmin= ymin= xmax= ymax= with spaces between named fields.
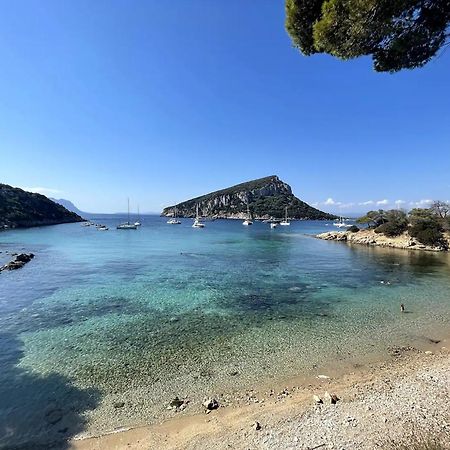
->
xmin=0 ymin=1 xmax=449 ymax=214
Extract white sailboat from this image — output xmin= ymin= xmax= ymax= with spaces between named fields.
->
xmin=270 ymin=222 xmax=278 ymax=229
xmin=192 ymin=204 xmax=205 ymax=228
xmin=134 ymin=205 xmax=141 ymax=227
xmin=167 ymin=206 xmax=181 ymax=225
xmin=242 ymin=202 xmax=253 ymax=226
xmin=280 ymin=206 xmax=290 ymax=226
xmin=333 ymin=216 xmax=351 ymax=228
xmin=117 ymin=198 xmax=138 ymax=230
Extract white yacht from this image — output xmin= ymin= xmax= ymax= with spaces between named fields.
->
xmin=117 ymin=198 xmax=138 ymax=230
xmin=134 ymin=206 xmax=141 ymax=227
xmin=192 ymin=204 xmax=205 ymax=228
xmin=280 ymin=206 xmax=290 ymax=226
xmin=242 ymin=203 xmax=253 ymax=226
xmin=97 ymin=225 xmax=109 ymax=231
xmin=333 ymin=216 xmax=351 ymax=228
xmin=270 ymin=222 xmax=278 ymax=229
xmin=167 ymin=206 xmax=181 ymax=225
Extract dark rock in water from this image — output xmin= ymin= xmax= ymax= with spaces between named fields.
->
xmin=0 ymin=253 xmax=35 ymax=271
xmin=15 ymin=253 xmax=34 ymax=263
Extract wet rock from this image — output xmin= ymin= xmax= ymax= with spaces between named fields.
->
xmin=203 ymin=397 xmax=219 ymax=411
xmin=0 ymin=253 xmax=35 ymax=271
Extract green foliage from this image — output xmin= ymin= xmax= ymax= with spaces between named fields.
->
xmin=0 ymin=184 xmax=83 ymax=228
xmin=409 ymin=214 xmax=448 ymax=249
xmin=162 ymin=176 xmax=336 ymax=220
xmin=356 ymin=210 xmax=387 ymax=227
xmin=374 ymin=210 xmax=408 ymax=236
xmin=285 ymin=0 xmax=450 ymax=72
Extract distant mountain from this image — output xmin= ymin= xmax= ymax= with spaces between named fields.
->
xmin=0 ymin=184 xmax=84 ymax=228
xmin=50 ymin=198 xmax=85 ymax=216
xmin=162 ymin=175 xmax=336 ymax=220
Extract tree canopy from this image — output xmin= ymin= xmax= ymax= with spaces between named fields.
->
xmin=285 ymin=0 xmax=450 ymax=72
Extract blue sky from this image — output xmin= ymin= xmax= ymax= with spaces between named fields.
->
xmin=0 ymin=1 xmax=449 ymax=214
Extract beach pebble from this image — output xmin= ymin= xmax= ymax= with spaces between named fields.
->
xmin=113 ymin=401 xmax=125 ymax=409
xmin=317 ymin=375 xmax=330 ymax=379
xmin=324 ymin=391 xmax=339 ymax=404
xmin=252 ymin=421 xmax=262 ymax=431
xmin=313 ymin=395 xmax=323 ymax=404
xmin=203 ymin=397 xmax=219 ymax=411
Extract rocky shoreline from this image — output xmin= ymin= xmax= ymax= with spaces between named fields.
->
xmin=316 ymin=229 xmax=450 ymax=252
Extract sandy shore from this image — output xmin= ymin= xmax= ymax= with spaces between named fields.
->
xmin=71 ymin=336 xmax=450 ymax=450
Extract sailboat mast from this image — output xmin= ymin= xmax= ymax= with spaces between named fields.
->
xmin=127 ymin=198 xmax=130 ymax=224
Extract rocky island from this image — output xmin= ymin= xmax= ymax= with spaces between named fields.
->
xmin=0 ymin=184 xmax=84 ymax=229
xmin=162 ymin=176 xmax=336 ymax=220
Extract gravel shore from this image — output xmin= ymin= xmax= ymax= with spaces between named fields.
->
xmin=73 ymin=342 xmax=450 ymax=450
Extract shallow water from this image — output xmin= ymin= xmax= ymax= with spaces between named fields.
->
xmin=1 ymin=217 xmax=449 ymax=447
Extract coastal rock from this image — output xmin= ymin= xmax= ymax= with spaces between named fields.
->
xmin=0 ymin=253 xmax=35 ymax=271
xmin=316 ymin=229 xmax=450 ymax=252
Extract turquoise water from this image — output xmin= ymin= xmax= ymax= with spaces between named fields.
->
xmin=1 ymin=217 xmax=449 ymax=448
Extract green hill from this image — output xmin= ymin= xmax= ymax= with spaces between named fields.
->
xmin=0 ymin=184 xmax=84 ymax=228
xmin=162 ymin=176 xmax=336 ymax=220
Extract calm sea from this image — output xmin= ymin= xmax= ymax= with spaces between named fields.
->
xmin=1 ymin=216 xmax=449 ymax=448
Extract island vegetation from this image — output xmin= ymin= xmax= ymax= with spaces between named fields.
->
xmin=0 ymin=184 xmax=83 ymax=229
xmin=356 ymin=201 xmax=449 ymax=250
xmin=317 ymin=201 xmax=450 ymax=251
xmin=162 ymin=175 xmax=336 ymax=220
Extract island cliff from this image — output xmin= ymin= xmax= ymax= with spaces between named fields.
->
xmin=0 ymin=184 xmax=84 ymax=229
xmin=162 ymin=176 xmax=336 ymax=220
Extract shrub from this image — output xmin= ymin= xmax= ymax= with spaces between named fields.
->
xmin=375 ymin=221 xmax=407 ymax=237
xmin=409 ymin=219 xmax=448 ymax=250
xmin=374 ymin=210 xmax=408 ymax=237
